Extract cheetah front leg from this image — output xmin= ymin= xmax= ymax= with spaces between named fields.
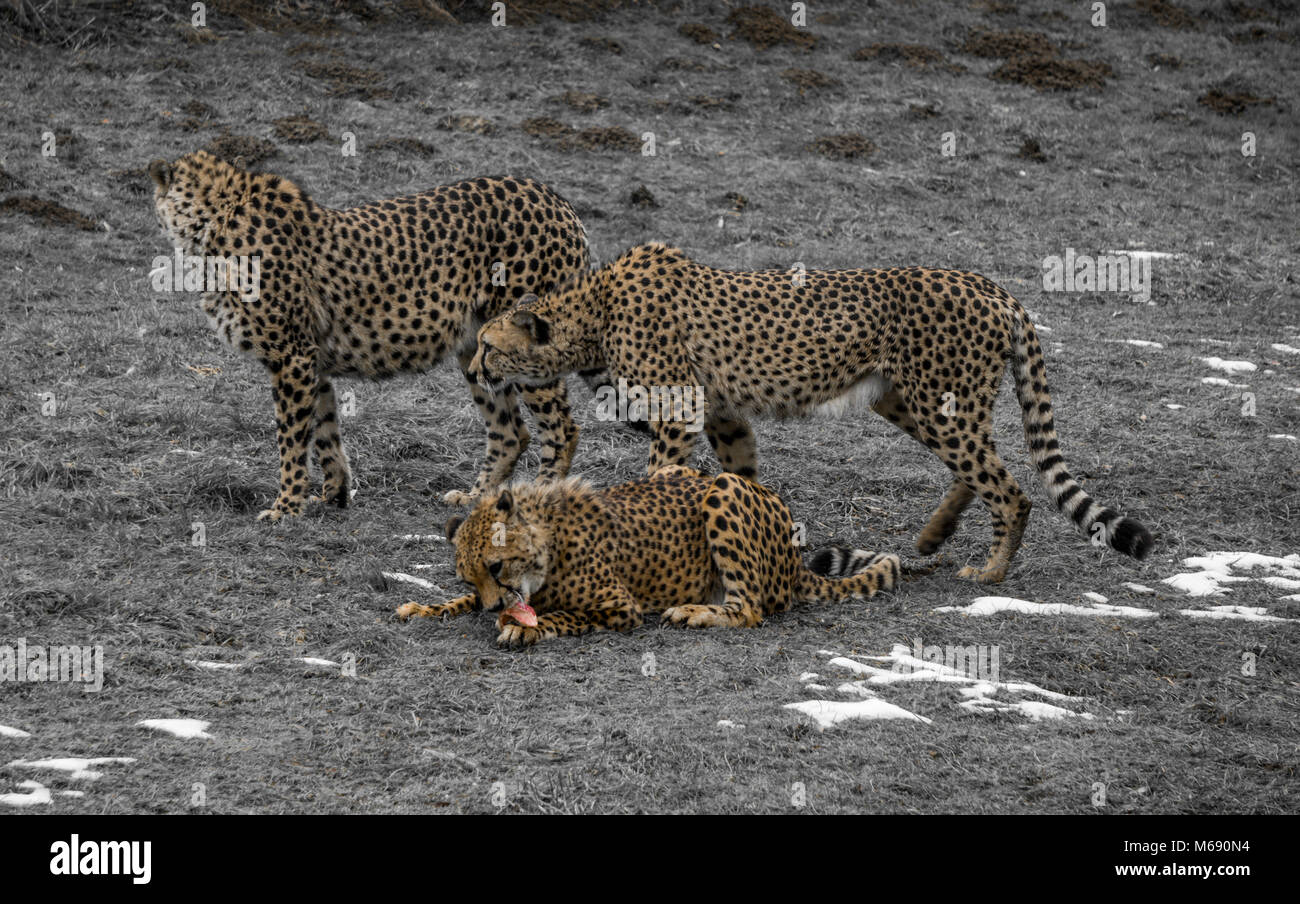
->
xmin=444 ymin=349 xmax=530 ymax=507
xmin=520 ymin=380 xmax=580 ymax=483
xmin=704 ymin=415 xmax=757 ymax=480
xmin=310 ymin=377 xmax=352 ymax=509
xmin=647 ymin=420 xmax=702 ymax=475
xmin=259 ymin=353 xmax=319 ymax=522
xmin=396 ymin=593 xmax=480 ymax=621
xmin=663 ymin=588 xmax=766 ymax=629
xmin=495 ymin=586 xmax=643 ymax=648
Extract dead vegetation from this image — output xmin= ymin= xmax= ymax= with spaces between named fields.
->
xmin=991 ymin=55 xmax=1114 ymax=91
xmin=0 ymin=195 xmax=98 ymax=230
xmin=520 ymin=117 xmax=640 ymax=152
xmin=295 ymin=59 xmax=392 ymax=100
xmin=1198 ymin=88 xmax=1276 ymax=115
xmin=727 ymin=5 xmax=816 ymax=51
xmin=807 ymin=133 xmax=877 ymax=160
xmin=204 ymin=132 xmax=280 ymax=167
xmin=780 ymin=68 xmax=838 ymax=92
xmin=273 ymin=114 xmax=330 ymax=143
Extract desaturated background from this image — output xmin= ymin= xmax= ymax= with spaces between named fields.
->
xmin=0 ymin=0 xmax=1297 ymax=814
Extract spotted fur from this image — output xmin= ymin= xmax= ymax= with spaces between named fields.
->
xmin=469 ymin=243 xmax=1154 ymax=583
xmin=150 ymin=150 xmax=592 ymax=520
xmin=395 ymin=466 xmax=900 ymax=646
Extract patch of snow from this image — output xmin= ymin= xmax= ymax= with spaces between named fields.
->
xmin=1123 ymin=582 xmax=1155 ymax=594
xmin=934 ymin=596 xmax=1156 ymax=619
xmin=1269 ymin=434 xmax=1297 ymax=442
xmin=137 ymin=718 xmax=212 ymax=739
xmin=835 ymin=682 xmax=876 ymax=697
xmin=1271 ymin=343 xmax=1300 ymax=355
xmin=784 ymin=699 xmax=932 ymax=730
xmin=1117 ymin=339 xmax=1164 ymax=349
xmin=186 ymin=660 xmax=241 ymax=671
xmin=829 ymin=646 xmax=1078 ymax=702
xmin=1164 ymin=403 xmax=1186 ymax=410
xmin=393 ymin=534 xmax=444 ymax=542
xmin=1102 ymin=249 xmax=1181 ymax=260
xmin=1161 ymin=572 xmax=1250 ymax=597
xmin=1200 ymin=377 xmax=1248 ymax=388
xmin=1183 ymin=551 xmax=1300 ymax=578
xmin=299 ymin=657 xmax=339 ymax=667
xmin=1178 ymin=606 xmax=1296 ymax=623
xmin=716 ymin=720 xmax=745 ymax=730
xmin=1198 ymin=357 xmax=1257 ymax=375
xmin=0 ymin=780 xmax=52 ymax=808
xmin=961 ymin=698 xmax=1095 ymax=721
xmin=5 ymin=757 xmax=135 ymax=781
xmin=804 ymin=683 xmax=831 ymax=692
xmin=0 ymin=725 xmax=31 ymax=739
xmin=383 ymin=571 xmax=437 ymax=590
xmin=1082 ymin=592 xmax=1109 ymax=604
xmin=797 ymin=672 xmax=820 ymax=682
xmin=59 ymin=790 xmax=85 ymax=798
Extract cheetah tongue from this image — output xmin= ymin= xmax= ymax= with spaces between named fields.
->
xmin=504 ymin=592 xmax=537 ymax=627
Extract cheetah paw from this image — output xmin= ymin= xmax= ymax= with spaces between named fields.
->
xmin=496 ymin=623 xmax=542 ymax=648
xmin=443 ymin=489 xmax=478 ymax=507
xmin=957 ymin=564 xmax=1007 ymax=584
xmin=396 ymin=602 xmax=438 ymax=621
xmin=662 ymin=605 xmax=717 ymax=628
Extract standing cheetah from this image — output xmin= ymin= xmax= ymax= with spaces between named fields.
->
xmin=467 ymin=243 xmax=1154 ymax=583
xmin=150 ymin=150 xmax=593 ymax=520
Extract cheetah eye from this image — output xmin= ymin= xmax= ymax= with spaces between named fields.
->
xmin=487 ymin=561 xmax=502 ymax=578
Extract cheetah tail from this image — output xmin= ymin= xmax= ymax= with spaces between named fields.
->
xmin=1010 ymin=312 xmax=1153 ymax=559
xmin=808 ymin=546 xmax=941 ymax=580
xmin=797 ymin=550 xmax=902 ymax=603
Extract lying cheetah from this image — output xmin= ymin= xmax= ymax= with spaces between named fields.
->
xmin=149 ymin=150 xmax=592 ymax=520
xmin=395 ymin=467 xmax=900 ymax=647
xmin=468 ymin=243 xmax=1154 ymax=583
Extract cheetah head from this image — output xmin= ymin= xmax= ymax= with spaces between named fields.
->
xmin=447 ymin=488 xmax=552 ymax=621
xmin=148 ymin=150 xmax=241 ymax=254
xmin=469 ymin=283 xmax=600 ymax=392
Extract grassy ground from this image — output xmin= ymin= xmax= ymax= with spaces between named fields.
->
xmin=1 ymin=0 xmax=1297 ymax=813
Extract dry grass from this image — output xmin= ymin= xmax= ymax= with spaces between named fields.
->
xmin=0 ymin=0 xmax=1297 ymax=814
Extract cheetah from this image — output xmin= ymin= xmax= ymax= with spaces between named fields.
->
xmin=394 ymin=467 xmax=901 ymax=647
xmin=467 ymin=243 xmax=1154 ymax=584
xmin=149 ymin=150 xmax=593 ymax=521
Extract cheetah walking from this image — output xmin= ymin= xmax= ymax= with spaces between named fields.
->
xmin=467 ymin=243 xmax=1153 ymax=583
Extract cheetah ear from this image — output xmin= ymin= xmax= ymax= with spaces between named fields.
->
xmin=494 ymin=489 xmax=514 ymax=517
xmin=445 ymin=516 xmax=465 ymax=543
xmin=148 ymin=159 xmax=171 ymax=189
xmin=511 ymin=309 xmax=550 ymax=345
xmin=518 ymin=293 xmax=539 ymax=307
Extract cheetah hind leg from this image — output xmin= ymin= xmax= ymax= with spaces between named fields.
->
xmin=662 ymin=474 xmax=772 ymax=629
xmin=871 ymin=389 xmax=976 ymax=554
